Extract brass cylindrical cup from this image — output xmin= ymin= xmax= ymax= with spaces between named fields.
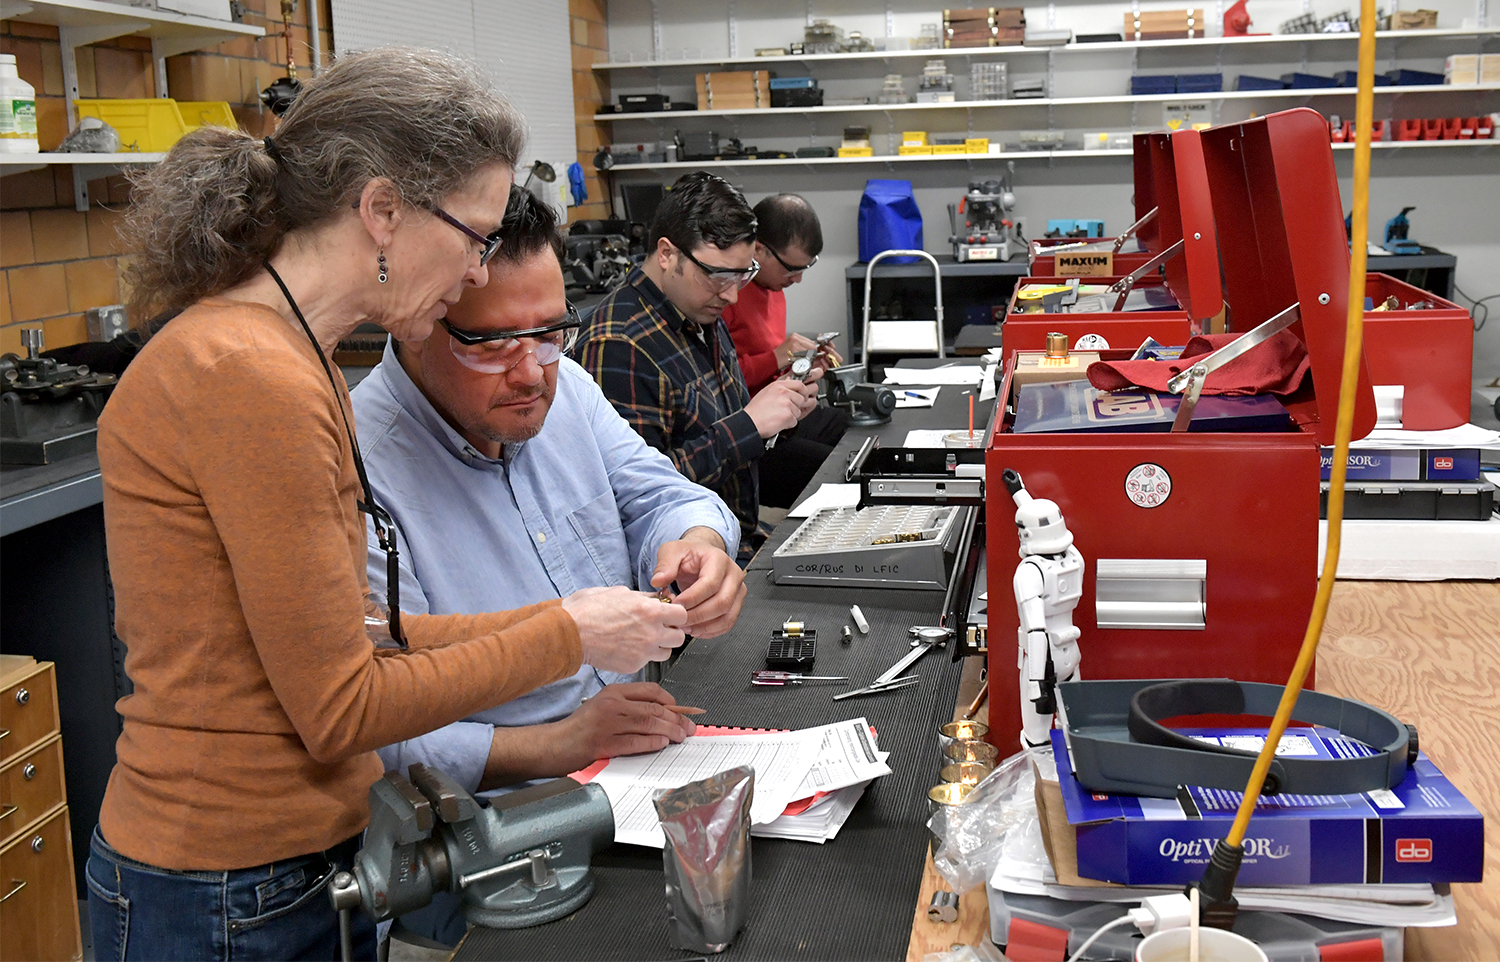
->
xmin=937 ymin=719 xmax=992 ymax=764
xmin=927 ymin=782 xmax=975 ymax=857
xmin=940 ymin=762 xmax=992 ymax=787
xmin=1045 ymin=331 xmax=1069 ymax=358
xmin=943 ymin=738 xmax=1000 ymax=766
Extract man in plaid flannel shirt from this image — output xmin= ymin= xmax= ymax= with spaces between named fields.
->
xmin=576 ymin=172 xmax=823 ymax=563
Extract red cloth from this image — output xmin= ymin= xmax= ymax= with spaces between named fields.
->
xmin=721 ymin=282 xmax=786 ymax=395
xmin=1086 ymin=331 xmax=1310 ymax=397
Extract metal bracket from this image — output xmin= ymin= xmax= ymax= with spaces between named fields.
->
xmin=1114 ymin=206 xmax=1159 ymax=252
xmin=1108 ymin=238 xmax=1183 ymax=310
xmin=1166 ymin=301 xmax=1302 ymax=430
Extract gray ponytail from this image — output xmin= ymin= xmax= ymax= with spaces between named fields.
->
xmin=122 ymin=46 xmax=527 ymax=327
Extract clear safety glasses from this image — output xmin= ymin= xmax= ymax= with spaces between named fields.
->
xmin=675 ymin=244 xmax=760 ymax=293
xmin=442 ymin=304 xmax=582 ymax=374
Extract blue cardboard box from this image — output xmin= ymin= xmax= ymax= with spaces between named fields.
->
xmin=1319 ymin=447 xmax=1482 ymax=481
xmin=1053 ymin=727 xmax=1484 ymax=886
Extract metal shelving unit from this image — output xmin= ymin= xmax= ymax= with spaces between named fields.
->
xmin=593 ymin=82 xmax=1500 ymax=122
xmin=591 ymin=136 xmax=1499 ymax=172
xmin=594 ymin=26 xmax=1500 ymax=71
xmin=0 ymin=0 xmax=264 ymax=208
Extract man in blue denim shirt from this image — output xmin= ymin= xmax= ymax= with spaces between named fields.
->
xmin=351 ymin=188 xmax=744 ymax=805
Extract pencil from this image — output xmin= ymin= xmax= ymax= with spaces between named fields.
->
xmin=666 ymin=705 xmax=706 ymax=716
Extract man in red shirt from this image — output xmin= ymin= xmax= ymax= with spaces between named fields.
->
xmin=722 ymin=193 xmax=850 ymax=508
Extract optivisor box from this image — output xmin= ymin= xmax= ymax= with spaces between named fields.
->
xmin=1053 ymin=727 xmax=1484 ymax=886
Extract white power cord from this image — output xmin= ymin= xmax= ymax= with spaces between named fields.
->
xmin=1064 ymin=894 xmax=1194 ymax=962
xmin=1064 ymin=916 xmax=1132 ymax=962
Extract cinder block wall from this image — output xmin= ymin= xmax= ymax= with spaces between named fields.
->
xmin=0 ymin=0 xmax=332 ymax=353
xmin=569 ymin=0 xmax=612 ymax=223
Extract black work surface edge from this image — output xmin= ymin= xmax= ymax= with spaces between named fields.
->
xmin=455 ymin=364 xmax=996 ymax=961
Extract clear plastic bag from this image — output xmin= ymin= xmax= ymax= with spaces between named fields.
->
xmin=929 ymin=748 xmax=1039 ymax=894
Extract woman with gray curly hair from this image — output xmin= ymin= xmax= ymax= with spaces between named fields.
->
xmin=85 ymin=47 xmax=688 ymax=961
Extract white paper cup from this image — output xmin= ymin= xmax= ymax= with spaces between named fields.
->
xmin=1135 ymin=927 xmax=1269 ymax=962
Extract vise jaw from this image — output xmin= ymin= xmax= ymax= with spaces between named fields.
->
xmin=332 ymin=763 xmax=615 ymax=930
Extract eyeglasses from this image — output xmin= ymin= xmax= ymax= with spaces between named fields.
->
xmin=433 ymin=207 xmax=504 ymax=266
xmin=674 ymin=244 xmax=760 ymax=292
xmin=443 ymin=303 xmax=582 ymax=373
xmin=766 ymin=246 xmax=818 ymax=274
xmin=347 ymin=198 xmax=504 ymax=266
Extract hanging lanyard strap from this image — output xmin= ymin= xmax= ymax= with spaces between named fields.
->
xmin=262 ymin=260 xmax=407 ymax=649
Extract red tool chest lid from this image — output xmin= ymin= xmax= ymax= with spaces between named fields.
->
xmin=1131 ymin=133 xmax=1159 ymax=252
xmin=1199 ymin=107 xmax=1377 ymax=446
xmin=1141 ymin=129 xmax=1223 ymax=325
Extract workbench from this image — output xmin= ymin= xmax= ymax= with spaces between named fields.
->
xmin=455 ymin=365 xmax=996 ymax=961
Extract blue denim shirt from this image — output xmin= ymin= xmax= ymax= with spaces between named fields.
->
xmin=350 ymin=342 xmax=738 ymax=793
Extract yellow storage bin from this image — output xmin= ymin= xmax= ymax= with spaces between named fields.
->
xmin=73 ymin=99 xmax=238 ymax=153
xmin=177 ymin=101 xmax=237 ymax=134
xmin=837 ymin=146 xmax=874 ymax=157
xmin=74 ymin=99 xmax=187 ymax=152
xmin=898 ymin=145 xmax=934 ymax=155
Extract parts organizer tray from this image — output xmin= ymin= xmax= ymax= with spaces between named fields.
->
xmin=771 ymin=504 xmax=964 ymax=590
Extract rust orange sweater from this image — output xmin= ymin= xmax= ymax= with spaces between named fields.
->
xmin=96 ymin=299 xmax=582 ymax=870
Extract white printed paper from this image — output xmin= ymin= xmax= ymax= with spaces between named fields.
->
xmin=787 ymin=483 xmax=861 ymax=518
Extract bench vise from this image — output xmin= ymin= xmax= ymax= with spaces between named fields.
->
xmin=330 ymin=764 xmax=614 ymax=941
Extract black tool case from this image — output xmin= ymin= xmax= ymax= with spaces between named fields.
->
xmin=1322 ymin=480 xmax=1497 ymax=520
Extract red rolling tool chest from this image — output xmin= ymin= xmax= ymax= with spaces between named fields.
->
xmin=984 ymin=108 xmax=1378 ymax=754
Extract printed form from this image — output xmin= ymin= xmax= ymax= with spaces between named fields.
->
xmin=589 ymin=718 xmax=889 ymax=848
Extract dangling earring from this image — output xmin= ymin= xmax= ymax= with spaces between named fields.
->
xmin=377 ymin=249 xmax=388 ymax=284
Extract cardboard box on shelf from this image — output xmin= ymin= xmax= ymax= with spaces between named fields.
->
xmin=1123 ymin=8 xmax=1205 ymax=40
xmin=695 ymin=70 xmax=772 ymax=110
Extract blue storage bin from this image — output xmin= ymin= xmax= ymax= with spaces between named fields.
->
xmin=769 ymin=77 xmax=817 ymax=89
xmin=1335 ymin=70 xmax=1392 ymax=86
xmin=1387 ymin=68 xmax=1444 ymax=86
xmin=1282 ymin=72 xmax=1338 ymax=88
xmin=1236 ymin=74 xmax=1288 ymax=90
xmin=1131 ymin=74 xmax=1179 ymax=94
xmin=1175 ymin=73 xmax=1223 ymax=92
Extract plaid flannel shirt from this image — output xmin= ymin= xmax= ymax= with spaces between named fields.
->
xmin=576 ymin=267 xmax=770 ymax=561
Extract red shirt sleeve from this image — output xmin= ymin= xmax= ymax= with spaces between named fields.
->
xmin=721 ymin=284 xmax=787 ymax=396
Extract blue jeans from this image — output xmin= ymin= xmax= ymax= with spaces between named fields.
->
xmin=86 ymin=825 xmax=377 ymax=961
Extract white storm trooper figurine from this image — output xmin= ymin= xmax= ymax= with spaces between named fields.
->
xmin=1002 ymin=469 xmax=1084 ymax=748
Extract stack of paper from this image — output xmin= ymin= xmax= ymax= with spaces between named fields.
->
xmin=754 ymin=782 xmax=871 ymax=843
xmin=574 ymin=718 xmax=891 ymax=848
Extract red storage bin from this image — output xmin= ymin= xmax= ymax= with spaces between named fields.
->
xmin=1441 ymin=117 xmax=1464 ymax=140
xmin=1422 ymin=118 xmax=1445 ymax=140
xmin=986 ymin=109 xmax=1377 ymax=753
xmin=1361 ymin=273 xmax=1474 ymax=430
xmin=1395 ymin=118 xmax=1424 ymax=140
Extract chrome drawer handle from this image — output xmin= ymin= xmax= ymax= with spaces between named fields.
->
xmin=0 ymin=729 xmax=9 ymax=739
xmin=12 ymin=689 xmax=27 ymax=707
xmin=22 ymin=763 xmax=36 ymax=780
xmin=0 ymin=805 xmax=16 ymax=820
xmin=0 ymin=879 xmax=24 ymax=903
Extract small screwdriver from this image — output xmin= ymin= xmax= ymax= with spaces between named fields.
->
xmin=751 ymin=670 xmax=849 ymax=686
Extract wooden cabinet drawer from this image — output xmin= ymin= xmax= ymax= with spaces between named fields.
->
xmin=0 ymin=806 xmax=81 ymax=962
xmin=0 ymin=664 xmax=59 ymax=765
xmin=0 ymin=736 xmax=66 ymax=848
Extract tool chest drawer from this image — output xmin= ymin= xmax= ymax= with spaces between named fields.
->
xmin=0 ymin=661 xmax=59 ymax=766
xmin=0 ymin=735 xmax=66 ymax=848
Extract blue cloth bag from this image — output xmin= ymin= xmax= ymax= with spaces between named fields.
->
xmin=858 ymin=179 xmax=923 ymax=264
